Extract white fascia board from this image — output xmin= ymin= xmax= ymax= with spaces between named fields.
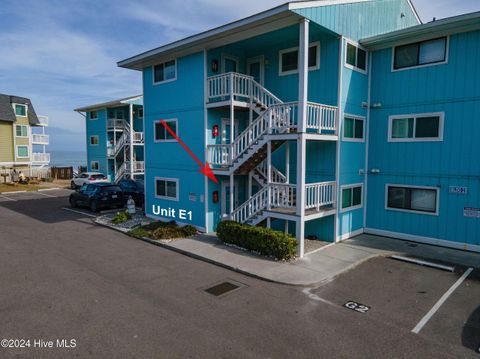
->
xmin=361 ymin=11 xmax=480 ymax=50
xmin=288 ymin=0 xmax=371 ymax=10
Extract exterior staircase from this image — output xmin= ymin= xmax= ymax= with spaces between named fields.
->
xmin=206 ymin=72 xmax=338 ymax=225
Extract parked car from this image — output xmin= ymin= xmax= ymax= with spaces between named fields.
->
xmin=69 ymin=183 xmax=124 ymax=212
xmin=118 ymin=179 xmax=145 ymax=208
xmin=70 ymin=172 xmax=109 ymax=189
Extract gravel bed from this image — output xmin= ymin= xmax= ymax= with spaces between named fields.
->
xmin=95 ymin=212 xmax=152 ymax=232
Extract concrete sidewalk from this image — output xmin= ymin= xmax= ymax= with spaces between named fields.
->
xmin=158 ymin=233 xmax=479 ymax=286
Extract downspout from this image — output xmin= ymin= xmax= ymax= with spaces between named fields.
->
xmin=363 ymin=51 xmax=373 ymax=229
xmin=129 ymin=103 xmax=134 ymax=179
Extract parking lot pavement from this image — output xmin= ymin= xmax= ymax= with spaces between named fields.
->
xmin=309 ymin=257 xmax=480 ymax=356
xmin=0 ymin=188 xmax=72 ymax=202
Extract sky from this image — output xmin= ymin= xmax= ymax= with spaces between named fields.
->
xmin=0 ymin=0 xmax=478 ymax=151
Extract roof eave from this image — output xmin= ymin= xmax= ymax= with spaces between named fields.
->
xmin=74 ymin=95 xmax=143 ymax=113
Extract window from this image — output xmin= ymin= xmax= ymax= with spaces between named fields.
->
xmin=345 ymin=41 xmax=367 ymax=72
xmin=386 ymin=185 xmax=438 ymax=215
xmin=15 ymin=125 xmax=28 ymax=137
xmin=155 ymin=177 xmax=178 ymax=201
xmin=138 ymin=108 xmax=144 ymax=118
xmin=91 ymin=161 xmax=99 ymax=171
xmin=154 ymin=119 xmax=177 ymax=142
xmin=341 ymin=184 xmax=363 ymax=211
xmin=90 ymin=111 xmax=98 ymax=120
xmin=14 ymin=104 xmax=27 ymax=117
xmin=90 ymin=136 xmax=99 ymax=146
xmin=343 ymin=116 xmax=365 ymax=141
xmin=393 ymin=37 xmax=447 ymax=70
xmin=153 ymin=60 xmax=176 ymax=84
xmin=389 ymin=113 xmax=444 ymax=142
xmin=16 ymin=145 xmax=29 ymax=158
xmin=279 ymin=42 xmax=320 ymax=75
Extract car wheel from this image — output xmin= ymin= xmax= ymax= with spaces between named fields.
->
xmin=70 ymin=181 xmax=76 ymax=189
xmin=89 ymin=201 xmax=98 ymax=213
xmin=69 ymin=197 xmax=77 ymax=208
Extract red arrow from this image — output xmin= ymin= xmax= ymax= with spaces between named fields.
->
xmin=160 ymin=120 xmax=219 ymax=184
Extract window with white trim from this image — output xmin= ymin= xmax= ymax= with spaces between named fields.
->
xmin=345 ymin=42 xmax=367 ymax=72
xmin=343 ymin=116 xmax=364 ymax=141
xmin=90 ymin=111 xmax=98 ymax=120
xmin=15 ymin=104 xmax=27 ymax=117
xmin=389 ymin=113 xmax=443 ymax=142
xmin=154 ymin=119 xmax=177 ymax=142
xmin=387 ymin=185 xmax=438 ymax=215
xmin=15 ymin=125 xmax=28 ymax=137
xmin=153 ymin=60 xmax=176 ymax=84
xmin=341 ymin=184 xmax=363 ymax=211
xmin=155 ymin=178 xmax=178 ymax=201
xmin=393 ymin=37 xmax=447 ymax=70
xmin=279 ymin=42 xmax=320 ymax=75
xmin=91 ymin=161 xmax=99 ymax=171
xmin=16 ymin=145 xmax=29 ymax=158
xmin=90 ymin=136 xmax=99 ymax=146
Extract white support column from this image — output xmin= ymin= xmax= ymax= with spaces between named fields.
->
xmin=266 ymin=217 xmax=271 ymax=229
xmin=295 ymin=18 xmax=309 ymax=258
xmin=248 ymin=172 xmax=253 ymax=198
xmin=129 ymin=104 xmax=134 ymax=179
xmin=267 ymin=140 xmax=272 ymax=210
xmin=285 ymin=141 xmax=290 ymax=183
xmin=229 ymin=174 xmax=234 ymax=219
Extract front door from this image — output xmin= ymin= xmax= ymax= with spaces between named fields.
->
xmin=221 ymin=118 xmax=239 ymax=144
xmin=247 ymin=56 xmax=265 ymax=85
xmin=222 ymin=55 xmax=239 ymax=73
xmin=221 ymin=180 xmax=239 ymax=218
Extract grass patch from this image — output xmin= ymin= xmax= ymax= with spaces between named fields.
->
xmin=0 ymin=183 xmax=45 ymax=193
xmin=128 ymin=220 xmax=197 ymax=240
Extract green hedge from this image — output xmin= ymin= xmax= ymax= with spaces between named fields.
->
xmin=216 ymin=221 xmax=297 ymax=260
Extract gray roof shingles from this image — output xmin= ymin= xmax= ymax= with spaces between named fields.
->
xmin=0 ymin=93 xmax=39 ymax=125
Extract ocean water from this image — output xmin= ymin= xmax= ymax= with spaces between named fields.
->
xmin=49 ymin=150 xmax=87 ymax=168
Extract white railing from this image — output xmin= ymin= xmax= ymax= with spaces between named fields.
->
xmin=133 ymin=132 xmax=144 ymax=143
xmin=305 ymin=181 xmax=336 ymax=210
xmin=270 ymin=184 xmax=296 ymax=209
xmin=31 ymin=152 xmax=50 ymax=163
xmin=307 ymin=103 xmax=338 ymax=134
xmin=115 ymin=162 xmax=127 ymax=182
xmin=232 ymin=186 xmax=269 ymax=223
xmin=270 ymin=102 xmax=298 ymax=133
xmin=114 ymin=132 xmax=128 ymax=155
xmin=207 ymin=144 xmax=231 ymax=166
xmin=107 ymin=147 xmax=115 ymax=157
xmin=107 ymin=119 xmax=126 ymax=129
xmin=31 ymin=134 xmax=49 ymax=145
xmin=256 ymin=161 xmax=287 ymax=184
xmin=207 ymin=72 xmax=282 ymax=108
xmin=37 ymin=116 xmax=48 ymax=126
xmin=133 ymin=161 xmax=145 ymax=172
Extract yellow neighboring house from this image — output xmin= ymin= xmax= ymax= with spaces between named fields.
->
xmin=0 ymin=93 xmax=49 ymax=177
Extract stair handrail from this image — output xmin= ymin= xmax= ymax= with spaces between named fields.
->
xmin=231 ymin=186 xmax=269 ymax=223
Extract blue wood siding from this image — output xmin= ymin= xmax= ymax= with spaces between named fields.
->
xmin=143 ymin=51 xmax=206 ymax=229
xmin=86 ymin=109 xmax=108 ymax=174
xmin=366 ymin=30 xmax=480 ymax=249
xmin=293 ymin=0 xmax=419 ymax=41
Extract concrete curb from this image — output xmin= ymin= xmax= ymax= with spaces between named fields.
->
xmin=92 ymin=219 xmax=387 ymax=287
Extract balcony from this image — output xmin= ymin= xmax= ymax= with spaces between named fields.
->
xmin=37 ymin=116 xmax=48 ymax=126
xmin=107 ymin=147 xmax=115 ymax=157
xmin=107 ymin=118 xmax=126 ymax=130
xmin=31 ymin=152 xmax=50 ymax=163
xmin=31 ymin=134 xmax=49 ymax=145
xmin=133 ymin=131 xmax=144 ymax=143
xmin=133 ymin=161 xmax=145 ymax=173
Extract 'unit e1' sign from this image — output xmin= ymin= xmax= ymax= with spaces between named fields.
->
xmin=464 ymin=207 xmax=480 ymax=218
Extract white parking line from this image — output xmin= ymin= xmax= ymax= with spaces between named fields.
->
xmin=62 ymin=207 xmax=97 ymax=218
xmin=302 ymin=288 xmax=338 ymax=308
xmin=412 ymin=267 xmax=474 ymax=334
xmin=36 ymin=191 xmax=56 ymax=198
xmin=0 ymin=195 xmax=16 ymax=202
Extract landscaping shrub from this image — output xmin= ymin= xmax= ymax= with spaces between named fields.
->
xmin=128 ymin=220 xmax=197 ymax=240
xmin=152 ymin=226 xmax=180 ymax=240
xmin=180 ymin=225 xmax=198 ymax=237
xmin=128 ymin=227 xmax=150 ymax=239
xmin=216 ymin=220 xmax=297 ymax=260
xmin=112 ymin=211 xmax=131 ymax=224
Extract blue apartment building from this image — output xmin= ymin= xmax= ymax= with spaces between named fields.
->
xmin=75 ymin=96 xmax=145 ymax=182
xmin=117 ymin=0 xmax=480 ymax=257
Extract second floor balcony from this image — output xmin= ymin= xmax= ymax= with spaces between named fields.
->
xmin=31 ymin=134 xmax=49 ymax=145
xmin=31 ymin=152 xmax=50 ymax=163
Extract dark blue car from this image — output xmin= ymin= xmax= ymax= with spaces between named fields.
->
xmin=69 ymin=183 xmax=124 ymax=212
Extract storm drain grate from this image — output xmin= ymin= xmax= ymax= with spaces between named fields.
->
xmin=204 ymin=282 xmax=239 ymax=297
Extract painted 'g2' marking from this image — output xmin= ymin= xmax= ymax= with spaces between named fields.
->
xmin=344 ymin=301 xmax=370 ymax=313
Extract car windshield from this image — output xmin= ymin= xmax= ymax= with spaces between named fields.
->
xmin=121 ymin=181 xmax=136 ymax=189
xmin=101 ymin=185 xmax=121 ymax=192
